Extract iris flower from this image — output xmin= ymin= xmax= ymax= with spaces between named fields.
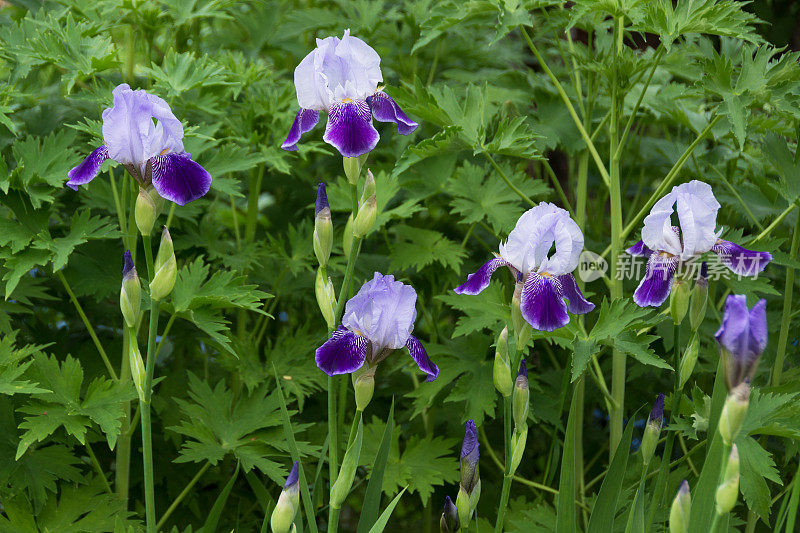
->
xmin=67 ymin=83 xmax=212 ymax=206
xmin=454 ymin=203 xmax=594 ymax=332
xmin=716 ymin=295 xmax=767 ymax=389
xmin=628 ymin=180 xmax=771 ymax=307
xmin=282 ymin=30 xmax=418 ymax=158
xmin=315 ymin=272 xmax=438 ymax=381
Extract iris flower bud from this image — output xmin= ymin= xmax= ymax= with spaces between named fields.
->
xmin=669 ymin=277 xmax=690 ymax=326
xmin=689 ymin=263 xmax=708 ymax=331
xmin=640 ymin=393 xmax=664 ymax=466
xmin=715 ymin=444 xmax=740 ymax=515
xmin=353 ymin=171 xmax=377 ymax=238
xmin=440 ymin=495 xmax=460 ymax=533
xmin=129 ymin=338 xmax=146 ymax=402
xmin=493 ymin=327 xmax=513 ymax=397
xmin=457 ymin=420 xmax=480 ymax=526
xmin=509 ymin=426 xmax=527 ymax=475
xmin=271 ymin=461 xmax=300 ymax=533
xmin=512 ymin=360 xmax=529 ymax=429
xmin=511 ymin=274 xmax=531 ymax=349
xmin=678 ymin=333 xmax=699 ymax=389
xmin=135 ymin=186 xmax=163 ymax=236
xmin=343 ymin=214 xmax=354 ymax=260
xmin=669 ymin=480 xmax=691 ymax=533
xmin=343 ymin=156 xmax=362 ymax=184
xmin=331 ymin=418 xmax=362 ymax=509
xmin=120 ymin=251 xmax=140 ymax=328
xmin=313 ymin=183 xmax=333 ymax=267
xmin=351 ymin=364 xmax=375 ymax=411
xmin=149 ymin=227 xmax=177 ymax=301
xmin=315 ymin=268 xmax=336 ymax=330
xmin=716 ymin=295 xmax=767 ymax=390
xmin=719 ymin=382 xmax=750 ymax=446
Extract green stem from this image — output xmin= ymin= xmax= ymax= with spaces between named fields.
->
xmin=56 ymin=270 xmax=118 ymax=381
xmin=482 ymin=150 xmax=534 ymax=207
xmin=494 ymin=475 xmax=513 ymax=533
xmin=142 ymin=235 xmax=154 ymax=280
xmin=624 ymin=466 xmax=649 ymax=533
xmin=710 ymin=443 xmax=732 ymax=533
xmin=245 ymin=165 xmax=265 ymax=243
xmin=520 ymin=26 xmax=611 ymax=187
xmin=117 ymin=327 xmax=132 ymax=506
xmin=753 ymin=203 xmax=796 ymax=243
xmin=494 ymin=397 xmax=513 ymax=532
xmin=140 ymin=283 xmax=160 ymax=533
xmin=156 ymin=462 xmax=211 ymax=530
xmin=85 ymin=441 xmax=113 ymax=494
xmin=541 ymin=158 xmax=573 ymax=213
xmin=615 ymin=46 xmax=665 ymax=159
xmin=770 ymin=209 xmax=800 ymax=387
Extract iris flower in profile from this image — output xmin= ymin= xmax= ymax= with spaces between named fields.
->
xmin=628 ymin=180 xmax=771 ymax=307
xmin=315 ymin=272 xmax=438 ymax=381
xmin=454 ymin=203 xmax=594 ymax=332
xmin=282 ymin=29 xmax=418 ymax=158
xmin=66 ymin=83 xmax=212 ymax=206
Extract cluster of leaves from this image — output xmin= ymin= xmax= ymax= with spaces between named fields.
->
xmin=0 ymin=0 xmax=799 ymax=531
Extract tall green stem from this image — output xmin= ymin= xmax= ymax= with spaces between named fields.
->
xmin=608 ymin=16 xmax=625 ymax=459
xmin=140 ymin=233 xmax=159 ymax=533
xmin=494 ymin=397 xmax=513 ymax=532
xmin=771 ymin=206 xmax=800 ymax=387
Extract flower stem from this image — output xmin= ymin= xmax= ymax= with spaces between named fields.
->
xmin=156 ymin=461 xmax=211 ymax=530
xmin=140 ymin=295 xmax=159 ymax=533
xmin=494 ymin=397 xmax=513 ymax=532
xmin=771 ymin=205 xmax=800 ymax=387
xmin=481 ymin=150 xmax=535 ymax=207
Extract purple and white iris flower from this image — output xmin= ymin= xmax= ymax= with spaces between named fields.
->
xmin=716 ymin=295 xmax=767 ymax=389
xmin=315 ymin=272 xmax=438 ymax=381
xmin=66 ymin=84 xmax=212 ymax=206
xmin=281 ymin=30 xmax=418 ymax=158
xmin=454 ymin=203 xmax=595 ymax=332
xmin=628 ymin=180 xmax=771 ymax=307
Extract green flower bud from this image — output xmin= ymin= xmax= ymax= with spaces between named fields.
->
xmin=343 ymin=156 xmax=362 ymax=184
xmin=511 ymin=276 xmax=531 ymax=349
xmin=678 ymin=332 xmax=699 ymax=389
xmin=455 ymin=486 xmax=471 ymax=528
xmin=129 ymin=338 xmax=146 ymax=403
xmin=719 ymin=382 xmax=750 ymax=446
xmin=313 ymin=183 xmax=333 ymax=267
xmin=135 ymin=186 xmax=163 ymax=237
xmin=149 ymin=227 xmax=176 ymax=301
xmin=353 ymin=194 xmax=376 ymax=238
xmin=315 ymin=268 xmax=336 ymax=330
xmin=512 ymin=360 xmax=529 ymax=429
xmin=271 ymin=462 xmax=300 ymax=533
xmin=670 ymin=277 xmax=690 ymax=326
xmin=440 ymin=496 xmax=460 ymax=533
xmin=715 ymin=444 xmax=740 ymax=515
xmin=493 ymin=327 xmax=513 ymax=397
xmin=689 ymin=263 xmax=708 ymax=331
xmin=669 ymin=480 xmax=691 ymax=533
xmin=343 ymin=214 xmax=354 ymax=260
xmin=641 ymin=394 xmax=665 ymax=467
xmin=120 ymin=251 xmax=140 ymax=328
xmin=352 ymin=364 xmax=375 ymax=412
xmin=330 ymin=417 xmax=362 ymax=509
xmin=509 ymin=427 xmax=527 ymax=475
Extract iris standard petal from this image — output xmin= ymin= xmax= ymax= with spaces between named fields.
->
xmin=150 ymin=152 xmax=212 ymax=206
xmin=712 ymin=239 xmax=772 ymax=276
xmin=454 ymin=257 xmax=506 ymax=295
xmin=342 ymin=272 xmax=417 ymax=350
xmin=367 ymin=92 xmax=418 ymax=135
xmin=281 ymin=109 xmax=320 ymax=151
xmin=626 ymin=240 xmax=654 ymax=258
xmin=66 ymin=145 xmax=108 ymax=190
xmin=315 ymin=327 xmax=368 ymax=375
xmin=632 ymin=253 xmax=678 ymax=307
xmin=520 ymin=272 xmax=570 ymax=332
xmin=557 ymin=273 xmax=595 ymax=314
xmin=674 ymin=181 xmax=721 ymax=258
xmin=323 ymin=99 xmax=380 ymax=157
xmin=405 ymin=335 xmax=438 ymax=381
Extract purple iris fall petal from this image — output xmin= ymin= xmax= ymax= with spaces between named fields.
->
xmin=557 ymin=273 xmax=595 ymax=314
xmin=520 ymin=273 xmax=570 ymax=332
xmin=712 ymin=239 xmax=772 ymax=276
xmin=454 ymin=257 xmax=506 ymax=295
xmin=405 ymin=335 xmax=438 ymax=381
xmin=150 ymin=152 xmax=212 ymax=206
xmin=315 ymin=327 xmax=368 ymax=376
xmin=633 ymin=253 xmax=678 ymax=307
xmin=626 ymin=240 xmax=654 ymax=258
xmin=281 ymin=109 xmax=320 ymax=151
xmin=715 ymin=295 xmax=767 ymax=387
xmin=323 ymin=99 xmax=380 ymax=158
xmin=367 ymin=92 xmax=418 ymax=135
xmin=66 ymin=145 xmax=108 ymax=190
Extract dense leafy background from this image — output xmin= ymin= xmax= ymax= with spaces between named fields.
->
xmin=1 ymin=0 xmax=800 ymax=531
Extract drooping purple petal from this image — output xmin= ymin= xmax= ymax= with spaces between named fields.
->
xmin=712 ymin=239 xmax=772 ymax=277
xmin=281 ymin=108 xmax=320 ymax=151
xmin=557 ymin=273 xmax=595 ymax=314
xmin=405 ymin=335 xmax=438 ymax=381
xmin=520 ymin=273 xmax=569 ymax=332
xmin=632 ymin=253 xmax=678 ymax=307
xmin=323 ymin=99 xmax=379 ymax=158
xmin=367 ymin=91 xmax=418 ymax=135
xmin=315 ymin=326 xmax=368 ymax=375
xmin=454 ymin=257 xmax=506 ymax=295
xmin=626 ymin=240 xmax=654 ymax=258
xmin=66 ymin=145 xmax=109 ymax=190
xmin=149 ymin=152 xmax=212 ymax=206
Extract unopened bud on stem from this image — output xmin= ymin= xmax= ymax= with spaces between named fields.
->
xmin=493 ymin=327 xmax=513 ymax=397
xmin=670 ymin=276 xmax=690 ymax=326
xmin=315 ymin=268 xmax=336 ymax=330
xmin=715 ymin=444 xmax=740 ymax=515
xmin=149 ymin=227 xmax=177 ymax=301
xmin=129 ymin=338 xmax=146 ymax=402
xmin=135 ymin=186 xmax=163 ymax=236
xmin=440 ymin=495 xmax=460 ymax=533
xmin=313 ymin=183 xmax=333 ymax=267
xmin=669 ymin=480 xmax=691 ymax=533
xmin=120 ymin=250 xmax=140 ymax=328
xmin=641 ymin=393 xmax=664 ymax=466
xmin=719 ymin=382 xmax=750 ymax=446
xmin=352 ymin=364 xmax=375 ymax=411
xmin=512 ymin=360 xmax=529 ymax=429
